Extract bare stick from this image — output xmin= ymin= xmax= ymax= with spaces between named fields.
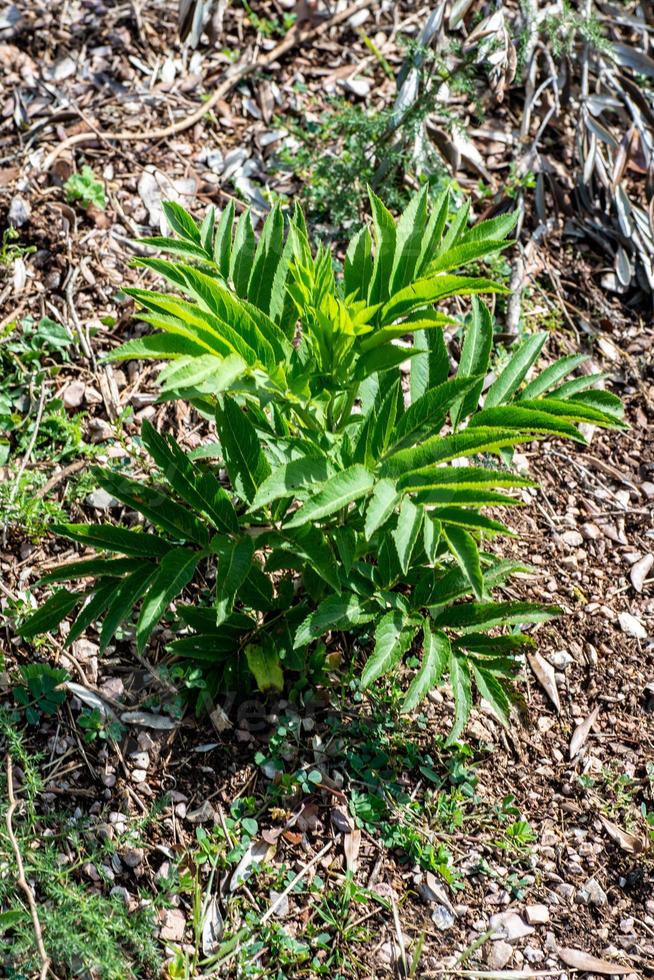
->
xmin=260 ymin=840 xmax=333 ymax=924
xmin=42 ymin=0 xmax=376 ymax=170
xmin=5 ymin=754 xmax=51 ymax=980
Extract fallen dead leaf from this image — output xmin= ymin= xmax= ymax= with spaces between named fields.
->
xmin=569 ymin=706 xmax=600 ymax=759
xmin=201 ymin=895 xmax=223 ymax=956
xmin=599 ymin=814 xmax=650 ymax=854
xmin=557 ymin=947 xmax=631 ymax=974
xmin=229 ymin=839 xmax=275 ymax=892
xmin=630 ymin=554 xmax=653 ymax=593
xmin=343 ymin=828 xmax=361 ymax=872
xmin=527 ymin=652 xmax=561 ymax=713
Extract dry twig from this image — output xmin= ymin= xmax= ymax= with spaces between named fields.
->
xmin=5 ymin=754 xmax=51 ymax=980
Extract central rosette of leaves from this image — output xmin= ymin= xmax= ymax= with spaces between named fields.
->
xmin=22 ymin=190 xmax=624 ymax=739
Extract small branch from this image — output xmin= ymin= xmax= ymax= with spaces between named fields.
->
xmin=260 ymin=840 xmax=333 ymax=924
xmin=5 ymin=754 xmax=51 ymax=980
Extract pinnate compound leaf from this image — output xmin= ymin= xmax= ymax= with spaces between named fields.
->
xmin=284 ymin=465 xmax=374 ymax=528
xmin=94 ymin=469 xmax=210 ymax=546
xmin=141 ymin=420 xmax=238 ymax=533
xmin=402 ymin=622 xmax=450 ymax=712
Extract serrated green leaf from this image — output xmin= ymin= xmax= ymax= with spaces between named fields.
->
xmin=94 ymin=469 xmax=210 ymax=546
xmin=141 ymin=420 xmax=238 ymax=533
xmin=434 ymin=600 xmax=560 ymax=632
xmin=520 ymin=354 xmax=588 ymax=400
xmin=471 ymin=663 xmax=512 ymax=727
xmin=39 ymin=557 xmax=144 ymax=584
xmin=446 ymin=652 xmax=473 ymax=744
xmin=368 ymin=190 xmax=397 ymax=306
xmin=344 ymin=225 xmax=373 ymax=300
xmin=392 ymin=497 xmax=423 ymax=574
xmin=215 ymin=396 xmax=270 ymax=504
xmin=214 ymin=201 xmax=235 ymax=278
xmin=52 ymin=524 xmax=173 ymax=558
xmin=361 ymin=611 xmax=419 ymax=688
xmin=294 ymin=593 xmax=374 ymax=648
xmin=484 ymin=332 xmax=548 ymax=408
xmin=162 ymin=201 xmax=201 ymax=243
xmin=245 ymin=641 xmax=284 ymax=693
xmin=390 ymin=376 xmax=480 ymax=453
xmin=213 ymin=536 xmax=254 ymax=625
xmin=19 ymin=590 xmax=82 ymax=638
xmin=65 ymin=582 xmax=116 ymax=648
xmin=364 ymin=479 xmax=400 ymax=538
xmin=249 ymin=457 xmax=332 ymax=511
xmin=443 ymin=525 xmax=483 ymax=599
xmin=402 ymin=622 xmax=450 ymax=712
xmin=451 ymin=297 xmax=493 ymax=428
xmin=468 ymin=405 xmax=585 ymax=442
xmin=381 ymin=428 xmax=529 ymax=479
xmin=398 ymin=465 xmax=534 ymax=493
xmin=136 ymin=547 xmax=201 ymax=652
xmin=99 ymin=564 xmax=158 ymax=652
xmin=284 ymin=465 xmax=374 ymax=528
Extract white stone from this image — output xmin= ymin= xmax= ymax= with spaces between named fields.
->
xmin=577 ymin=877 xmax=607 ymax=906
xmin=489 ymin=911 xmax=535 ymax=942
xmin=487 ymin=940 xmax=513 ymax=969
xmin=525 ymin=905 xmax=549 ymax=925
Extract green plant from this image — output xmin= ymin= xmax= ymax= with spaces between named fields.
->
xmin=0 ymin=712 xmax=161 ymax=978
xmin=20 ymin=191 xmax=625 ymax=739
xmin=0 ymin=227 xmax=36 ymax=268
xmin=64 ymin=165 xmax=106 ymax=210
xmin=11 ymin=663 xmax=68 ymax=725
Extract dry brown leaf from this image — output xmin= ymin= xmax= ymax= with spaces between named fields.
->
xmin=599 ymin=814 xmax=650 ymax=855
xmin=229 ymin=839 xmax=275 ymax=892
xmin=630 ymin=553 xmax=653 ymax=593
xmin=343 ymin=828 xmax=361 ymax=872
xmin=557 ymin=947 xmax=632 ymax=974
xmin=527 ymin=652 xmax=561 ymax=713
xmin=569 ymin=705 xmax=600 ymax=759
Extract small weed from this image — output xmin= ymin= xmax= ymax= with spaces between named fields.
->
xmin=0 ymin=712 xmax=162 ymax=978
xmin=242 ymin=0 xmax=294 ymax=38
xmin=0 ymin=227 xmax=36 ymax=267
xmin=64 ymin=165 xmax=106 ymax=210
xmin=11 ymin=663 xmax=68 ymax=725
